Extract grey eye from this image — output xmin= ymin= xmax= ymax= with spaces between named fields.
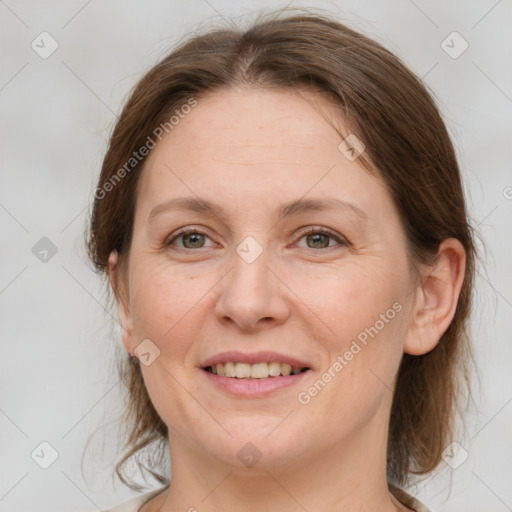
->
xmin=181 ymin=232 xmax=207 ymax=249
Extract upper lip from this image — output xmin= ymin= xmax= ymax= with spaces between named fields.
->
xmin=200 ymin=351 xmax=312 ymax=370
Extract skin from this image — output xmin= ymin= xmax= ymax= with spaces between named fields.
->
xmin=108 ymin=87 xmax=466 ymax=512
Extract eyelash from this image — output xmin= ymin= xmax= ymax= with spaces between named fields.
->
xmin=164 ymin=226 xmax=348 ymax=253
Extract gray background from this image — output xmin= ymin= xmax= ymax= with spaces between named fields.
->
xmin=1 ymin=1 xmax=511 ymax=511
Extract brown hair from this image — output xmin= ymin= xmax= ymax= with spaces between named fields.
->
xmin=86 ymin=8 xmax=476 ymax=490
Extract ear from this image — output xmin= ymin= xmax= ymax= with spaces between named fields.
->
xmin=404 ymin=238 xmax=466 ymax=356
xmin=108 ymin=250 xmax=135 ymax=355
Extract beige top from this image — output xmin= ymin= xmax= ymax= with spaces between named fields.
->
xmin=103 ymin=484 xmax=431 ymax=512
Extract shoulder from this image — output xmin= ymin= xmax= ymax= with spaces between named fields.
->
xmin=103 ymin=487 xmax=168 ymax=512
xmin=389 ymin=484 xmax=432 ymax=512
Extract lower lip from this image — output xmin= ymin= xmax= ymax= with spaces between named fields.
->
xmin=201 ymin=368 xmax=311 ymax=398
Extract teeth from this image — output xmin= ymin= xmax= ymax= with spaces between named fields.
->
xmin=268 ymin=361 xmax=282 ymax=377
xmin=250 ymin=362 xmax=268 ymax=379
xmin=208 ymin=362 xmax=307 ymax=378
xmin=225 ymin=362 xmax=237 ymax=377
xmin=281 ymin=363 xmax=292 ymax=376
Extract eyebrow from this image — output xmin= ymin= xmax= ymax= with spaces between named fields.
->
xmin=147 ymin=196 xmax=368 ymax=224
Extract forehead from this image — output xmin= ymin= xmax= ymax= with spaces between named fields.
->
xmin=149 ymin=87 xmax=344 ymax=165
xmin=135 ymin=87 xmax=392 ymax=221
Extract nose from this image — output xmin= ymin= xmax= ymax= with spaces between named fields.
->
xmin=214 ymin=243 xmax=291 ymax=332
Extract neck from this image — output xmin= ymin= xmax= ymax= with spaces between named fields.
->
xmin=150 ymin=401 xmax=408 ymax=512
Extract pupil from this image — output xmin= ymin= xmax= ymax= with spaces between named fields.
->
xmin=307 ymin=233 xmax=328 ymax=248
xmin=184 ymin=233 xmax=204 ymax=248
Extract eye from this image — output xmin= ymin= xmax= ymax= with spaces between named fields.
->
xmin=164 ymin=226 xmax=348 ymax=252
xmin=164 ymin=228 xmax=215 ymax=250
xmin=294 ymin=227 xmax=348 ymax=251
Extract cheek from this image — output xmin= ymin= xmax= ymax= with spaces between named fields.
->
xmin=301 ymin=275 xmax=406 ymax=433
xmin=129 ymin=262 xmax=207 ymax=422
xmin=300 ymin=261 xmax=408 ymax=388
xmin=292 ymin=260 xmax=404 ymax=334
xmin=128 ymin=259 xmax=201 ymax=349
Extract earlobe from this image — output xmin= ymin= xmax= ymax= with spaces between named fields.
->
xmin=108 ymin=251 xmax=119 ymax=295
xmin=108 ymin=250 xmax=135 ymax=354
xmin=404 ymin=238 xmax=466 ymax=356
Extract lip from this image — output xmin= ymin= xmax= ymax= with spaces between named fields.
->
xmin=200 ymin=351 xmax=312 ymax=370
xmin=201 ymin=367 xmax=311 ymax=398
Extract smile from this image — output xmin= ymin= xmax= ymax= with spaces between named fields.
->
xmin=205 ymin=361 xmax=309 ymax=378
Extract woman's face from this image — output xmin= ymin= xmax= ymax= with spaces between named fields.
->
xmin=115 ymin=87 xmax=419 ymax=469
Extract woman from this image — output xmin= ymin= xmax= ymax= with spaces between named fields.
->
xmin=87 ymin=9 xmax=475 ymax=512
